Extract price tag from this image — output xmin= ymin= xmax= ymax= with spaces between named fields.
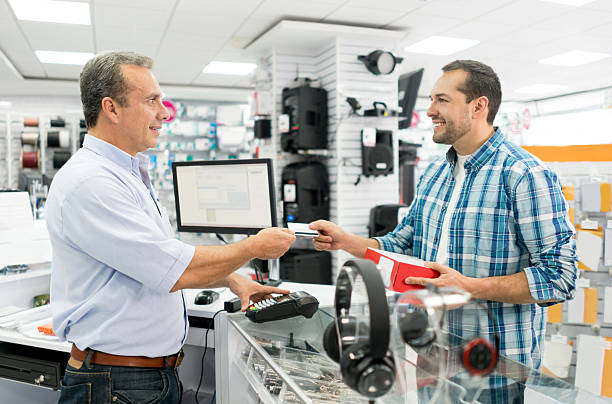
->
xmin=581 ymin=219 xmax=599 ymax=230
xmin=607 ymin=219 xmax=612 ymax=229
xmin=551 ymin=334 xmax=567 ymax=344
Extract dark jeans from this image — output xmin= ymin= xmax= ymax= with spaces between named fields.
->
xmin=58 ymin=362 xmax=182 ymax=404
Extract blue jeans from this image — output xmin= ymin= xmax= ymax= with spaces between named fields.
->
xmin=58 ymin=362 xmax=183 ymax=404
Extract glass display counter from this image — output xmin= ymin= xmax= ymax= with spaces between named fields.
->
xmin=224 ymin=308 xmax=610 ymax=404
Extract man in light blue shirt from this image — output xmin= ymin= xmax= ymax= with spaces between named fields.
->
xmin=46 ymin=52 xmax=295 ymax=404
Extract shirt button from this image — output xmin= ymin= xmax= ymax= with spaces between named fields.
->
xmin=441 ymin=206 xmax=446 ymax=211
xmin=434 ymin=237 xmax=438 ymax=243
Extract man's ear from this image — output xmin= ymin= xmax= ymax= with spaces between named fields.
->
xmin=101 ymin=97 xmax=119 ymax=124
xmin=472 ymin=96 xmax=489 ymax=121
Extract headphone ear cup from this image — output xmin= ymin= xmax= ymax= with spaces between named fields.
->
xmin=323 ymin=321 xmax=341 ymax=363
xmin=340 ymin=343 xmax=395 ymax=398
xmin=399 ymin=310 xmax=430 ymax=346
xmin=462 ymin=337 xmax=498 ymax=376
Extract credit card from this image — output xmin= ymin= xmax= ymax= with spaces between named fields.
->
xmin=287 ymin=222 xmax=319 ymax=238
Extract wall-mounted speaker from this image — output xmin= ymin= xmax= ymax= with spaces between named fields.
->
xmin=361 ymin=128 xmax=393 ymax=177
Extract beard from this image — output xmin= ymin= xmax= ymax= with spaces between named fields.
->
xmin=432 ymin=113 xmax=471 ymax=145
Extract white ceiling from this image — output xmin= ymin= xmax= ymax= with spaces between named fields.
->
xmin=1 ymin=0 xmax=612 ymax=101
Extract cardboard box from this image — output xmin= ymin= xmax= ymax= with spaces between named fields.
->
xmin=365 ymin=248 xmax=439 ymax=292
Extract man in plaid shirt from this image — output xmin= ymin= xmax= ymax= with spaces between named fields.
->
xmin=311 ymin=60 xmax=577 ymax=399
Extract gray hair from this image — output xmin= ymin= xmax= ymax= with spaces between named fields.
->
xmin=80 ymin=51 xmax=153 ymax=129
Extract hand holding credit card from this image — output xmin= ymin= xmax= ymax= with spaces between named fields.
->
xmin=287 ymin=222 xmax=320 ymax=238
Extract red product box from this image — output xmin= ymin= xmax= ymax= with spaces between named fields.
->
xmin=364 ymin=248 xmax=439 ymax=292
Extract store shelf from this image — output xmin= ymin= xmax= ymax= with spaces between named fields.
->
xmin=0 ymin=267 xmax=51 ymax=285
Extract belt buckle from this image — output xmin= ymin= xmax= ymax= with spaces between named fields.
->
xmin=173 ymin=348 xmax=184 ymax=369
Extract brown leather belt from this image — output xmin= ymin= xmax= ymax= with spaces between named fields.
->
xmin=70 ymin=344 xmax=183 ymax=369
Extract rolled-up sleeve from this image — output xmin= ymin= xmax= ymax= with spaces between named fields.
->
xmin=61 ymin=175 xmax=195 ymax=293
xmin=512 ymin=166 xmax=578 ymax=306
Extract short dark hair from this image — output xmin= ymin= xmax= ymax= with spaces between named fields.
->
xmin=80 ymin=52 xmax=153 ymax=129
xmin=442 ymin=60 xmax=501 ymax=125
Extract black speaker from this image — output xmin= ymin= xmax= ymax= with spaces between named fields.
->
xmin=281 ymin=86 xmax=328 ymax=153
xmin=280 ymin=249 xmax=332 ymax=284
xmin=361 ymin=129 xmax=393 ymax=177
xmin=254 ymin=117 xmax=271 ymax=139
xmin=368 ymin=204 xmax=409 ymax=237
xmin=282 ymin=162 xmax=329 ymax=225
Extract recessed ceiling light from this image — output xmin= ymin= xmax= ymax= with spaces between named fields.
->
xmin=539 ymin=50 xmax=611 ymax=67
xmin=514 ymin=84 xmax=568 ymax=94
xmin=35 ymin=50 xmax=94 ymax=65
xmin=0 ymin=101 xmax=12 ymax=108
xmin=404 ymin=36 xmax=480 ymax=56
xmin=202 ymin=61 xmax=257 ymax=75
xmin=538 ymin=0 xmax=596 ymax=6
xmin=8 ymin=0 xmax=91 ymax=25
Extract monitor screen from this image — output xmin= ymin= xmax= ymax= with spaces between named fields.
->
xmin=398 ymin=68 xmax=424 ymax=130
xmin=172 ymin=158 xmax=277 ymax=235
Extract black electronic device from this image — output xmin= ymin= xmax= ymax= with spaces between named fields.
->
xmin=194 ymin=290 xmax=220 ymax=305
xmin=172 ymin=158 xmax=277 ymax=235
xmin=282 ymin=161 xmax=329 ymax=225
xmin=280 ymin=249 xmax=332 ymax=284
xmin=322 ymin=259 xmax=396 ymax=398
xmin=368 ymin=204 xmax=410 ymax=237
xmin=363 ymin=102 xmax=397 ymax=117
xmin=281 ymin=86 xmax=328 ymax=153
xmin=346 ymin=97 xmax=361 ymax=115
xmin=254 ymin=116 xmax=271 ymax=139
xmin=361 ymin=129 xmax=393 ymax=177
xmin=245 ymin=291 xmax=319 ymax=323
xmin=398 ymin=68 xmax=424 ymax=129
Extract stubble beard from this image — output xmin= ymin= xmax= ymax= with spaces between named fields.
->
xmin=432 ymin=114 xmax=471 ymax=145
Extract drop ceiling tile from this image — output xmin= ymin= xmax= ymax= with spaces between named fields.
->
xmin=323 ymin=5 xmax=407 ymax=27
xmin=390 ymin=12 xmax=463 ymax=33
xmin=343 ymin=0 xmax=424 ymax=12
xmin=416 ymin=0 xmax=515 ymax=20
xmin=476 ymin=0 xmax=573 ymax=28
xmin=93 ymin=0 xmax=176 ymax=12
xmin=251 ymin=0 xmax=341 ymax=20
xmin=20 ymin=22 xmax=94 ymax=52
xmin=585 ymin=0 xmax=612 ymax=12
xmin=536 ymin=8 xmax=612 ymax=35
xmin=93 ymin=4 xmax=170 ymax=30
xmin=494 ymin=27 xmax=567 ymax=47
xmin=584 ymin=21 xmax=612 ymax=38
xmin=442 ymin=21 xmax=523 ymax=40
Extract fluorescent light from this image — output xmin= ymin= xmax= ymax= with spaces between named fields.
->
xmin=202 ymin=61 xmax=257 ymax=75
xmin=539 ymin=50 xmax=611 ymax=67
xmin=0 ymin=101 xmax=12 ymax=108
xmin=514 ymin=84 xmax=568 ymax=94
xmin=8 ymin=0 xmax=90 ymax=25
xmin=35 ymin=50 xmax=94 ymax=65
xmin=538 ymin=0 xmax=596 ymax=6
xmin=404 ymin=36 xmax=480 ymax=56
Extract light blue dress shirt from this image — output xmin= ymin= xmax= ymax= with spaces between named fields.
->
xmin=46 ymin=135 xmax=195 ymax=357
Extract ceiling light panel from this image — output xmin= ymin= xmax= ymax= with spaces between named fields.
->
xmin=35 ymin=50 xmax=94 ymax=65
xmin=404 ymin=36 xmax=480 ymax=56
xmin=8 ymin=0 xmax=91 ymax=25
xmin=539 ymin=50 xmax=611 ymax=66
xmin=514 ymin=84 xmax=568 ymax=94
xmin=538 ymin=0 xmax=596 ymax=6
xmin=202 ymin=61 xmax=257 ymax=75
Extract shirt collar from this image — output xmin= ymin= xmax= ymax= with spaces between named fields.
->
xmin=445 ymin=127 xmax=504 ymax=171
xmin=83 ymin=134 xmax=147 ymax=177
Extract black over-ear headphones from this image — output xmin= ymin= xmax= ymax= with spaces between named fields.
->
xmin=323 ymin=259 xmax=396 ymax=398
xmin=398 ymin=293 xmax=499 ymax=377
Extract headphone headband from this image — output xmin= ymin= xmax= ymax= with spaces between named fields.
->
xmin=335 ymin=259 xmax=390 ymax=360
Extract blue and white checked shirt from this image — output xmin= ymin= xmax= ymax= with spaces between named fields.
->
xmin=376 ymin=128 xmax=577 ymax=369
xmin=46 ymin=135 xmax=195 ymax=357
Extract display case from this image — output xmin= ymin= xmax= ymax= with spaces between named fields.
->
xmin=224 ymin=308 xmax=611 ymax=404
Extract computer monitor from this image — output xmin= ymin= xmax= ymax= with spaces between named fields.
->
xmin=398 ymin=68 xmax=424 ymax=130
xmin=172 ymin=158 xmax=278 ymax=235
